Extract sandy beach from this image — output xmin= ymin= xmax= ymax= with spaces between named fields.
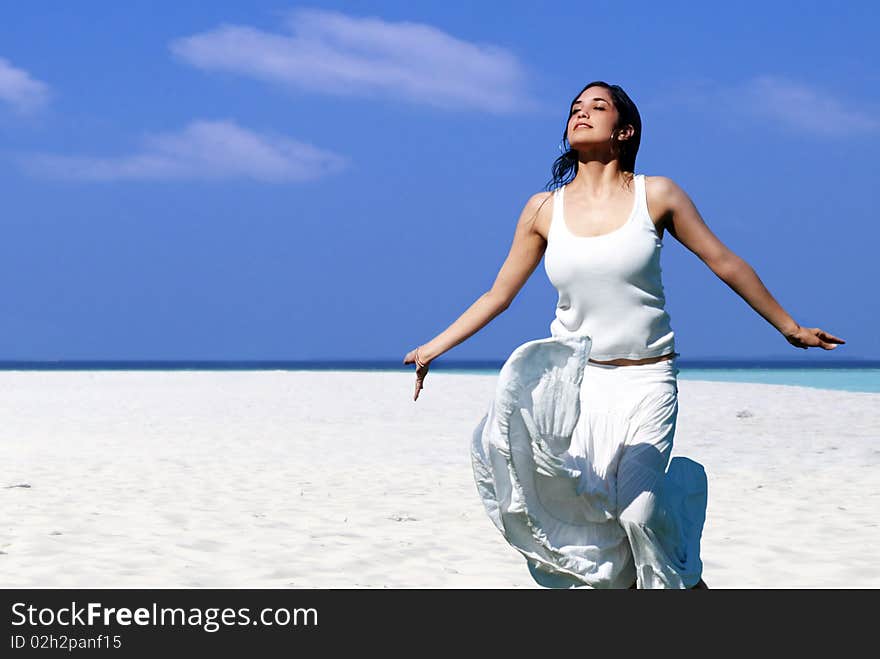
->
xmin=1 ymin=369 xmax=878 ymax=588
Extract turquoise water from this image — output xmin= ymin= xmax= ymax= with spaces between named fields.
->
xmin=445 ymin=366 xmax=880 ymax=393
xmin=675 ymin=368 xmax=880 ymax=393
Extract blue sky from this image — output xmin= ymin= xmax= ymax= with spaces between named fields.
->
xmin=1 ymin=1 xmax=877 ymax=361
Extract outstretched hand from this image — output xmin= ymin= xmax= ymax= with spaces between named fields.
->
xmin=403 ymin=347 xmax=431 ymax=401
xmin=784 ymin=325 xmax=846 ymax=351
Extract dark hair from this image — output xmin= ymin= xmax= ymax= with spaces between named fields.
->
xmin=544 ymin=81 xmax=642 ymax=191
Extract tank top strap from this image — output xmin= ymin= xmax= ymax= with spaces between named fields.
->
xmin=634 ymin=173 xmax=645 ymax=214
xmin=632 ymin=173 xmax=654 ymax=234
xmin=549 ymin=185 xmax=564 ymax=239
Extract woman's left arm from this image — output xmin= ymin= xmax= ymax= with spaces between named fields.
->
xmin=651 ymin=176 xmax=846 ymax=351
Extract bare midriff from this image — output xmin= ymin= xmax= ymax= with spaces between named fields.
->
xmin=588 ymin=352 xmax=676 ymax=366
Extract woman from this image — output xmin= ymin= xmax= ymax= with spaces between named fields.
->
xmin=403 ymin=81 xmax=845 ymax=589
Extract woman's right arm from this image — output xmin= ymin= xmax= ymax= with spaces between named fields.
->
xmin=416 ymin=191 xmax=551 ymax=362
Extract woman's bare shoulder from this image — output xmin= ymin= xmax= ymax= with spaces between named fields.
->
xmin=644 ymin=175 xmax=680 ymax=225
xmin=521 ymin=190 xmax=554 ymax=240
xmin=644 ymin=174 xmax=681 ymax=204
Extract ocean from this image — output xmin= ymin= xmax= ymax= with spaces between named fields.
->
xmin=2 ymin=359 xmax=879 ymax=394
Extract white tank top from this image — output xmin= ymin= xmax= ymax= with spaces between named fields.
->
xmin=543 ymin=173 xmax=677 ymax=361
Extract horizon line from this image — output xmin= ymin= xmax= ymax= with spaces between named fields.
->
xmin=0 ymin=357 xmax=878 ymax=371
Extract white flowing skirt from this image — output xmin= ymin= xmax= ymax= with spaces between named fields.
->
xmin=471 ymin=334 xmax=707 ymax=589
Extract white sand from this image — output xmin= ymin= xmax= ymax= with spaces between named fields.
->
xmin=1 ymin=370 xmax=878 ymax=588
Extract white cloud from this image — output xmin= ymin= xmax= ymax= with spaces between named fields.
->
xmin=170 ymin=7 xmax=536 ymax=113
xmin=19 ymin=119 xmax=348 ymax=182
xmin=727 ymin=75 xmax=880 ymax=136
xmin=654 ymin=75 xmax=879 ymax=138
xmin=0 ymin=57 xmax=50 ymax=113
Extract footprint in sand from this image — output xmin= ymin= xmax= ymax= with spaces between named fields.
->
xmin=388 ymin=513 xmax=418 ymax=522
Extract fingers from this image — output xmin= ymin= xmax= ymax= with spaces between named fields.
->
xmin=404 ymin=348 xmax=428 ymax=400
xmin=813 ymin=329 xmax=843 ymax=350
xmin=818 ymin=330 xmax=845 ymax=344
xmin=800 ymin=328 xmax=846 ymax=350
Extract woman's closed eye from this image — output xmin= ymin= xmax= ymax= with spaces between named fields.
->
xmin=570 ymin=106 xmax=605 ymax=116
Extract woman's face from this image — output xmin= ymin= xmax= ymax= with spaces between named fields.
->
xmin=567 ymin=86 xmax=620 ymax=149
